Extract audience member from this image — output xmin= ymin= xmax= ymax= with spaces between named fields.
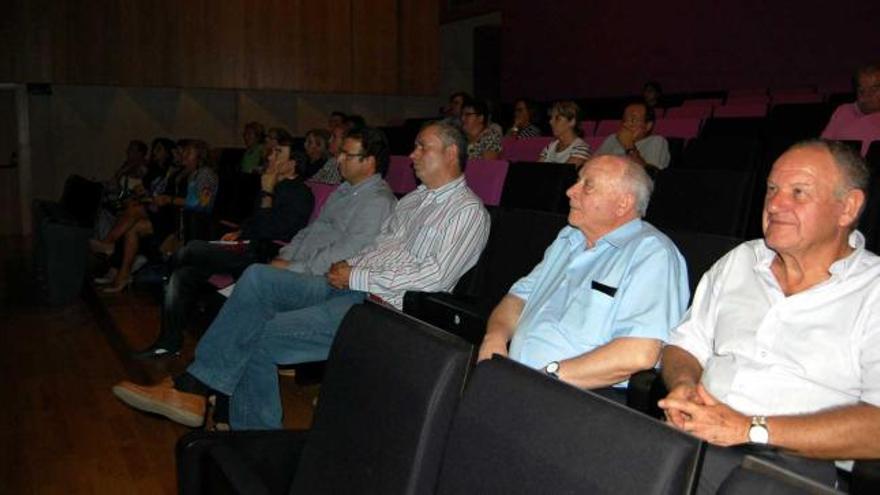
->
xmin=133 ymin=134 xmax=343 ymax=358
xmin=344 ymin=114 xmax=366 ymax=130
xmin=596 ymin=102 xmax=670 ymax=171
xmin=443 ymin=91 xmax=472 ymax=125
xmin=643 ymin=80 xmax=665 ymax=110
xmin=462 ymin=99 xmax=502 ymax=160
xmin=240 ymin=122 xmax=266 ymax=174
xmin=309 ymin=125 xmax=345 ymax=184
xmin=93 ymin=140 xmax=150 ymax=243
xmin=822 ymin=64 xmax=880 ymax=155
xmin=100 ymin=140 xmax=217 ymax=293
xmin=302 ymin=128 xmax=332 ymax=178
xmin=538 ymin=100 xmax=591 ymax=167
xmin=328 ymin=111 xmax=347 ymax=131
xmin=658 ymin=140 xmax=880 ymax=493
xmin=506 ymin=98 xmax=542 ymax=138
xmin=478 ymin=155 xmax=687 ymax=402
xmin=142 ymin=138 xmax=176 ymax=197
xmin=261 ymin=127 xmax=294 ymax=171
xmin=112 ymin=122 xmax=490 ymax=430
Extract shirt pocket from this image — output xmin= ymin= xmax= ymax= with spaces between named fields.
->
xmin=408 ymin=226 xmax=440 ymax=260
xmin=559 ymin=286 xmax=616 ymax=348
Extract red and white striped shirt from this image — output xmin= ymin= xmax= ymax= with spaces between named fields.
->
xmin=348 ymin=175 xmax=491 ymax=309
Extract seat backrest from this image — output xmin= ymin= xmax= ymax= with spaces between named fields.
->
xmin=683 ymin=97 xmax=723 ymax=107
xmin=386 ymin=155 xmax=418 ymax=195
xmin=585 ymin=135 xmax=606 ymax=153
xmin=681 ymin=135 xmax=762 ymax=171
xmin=666 ymin=105 xmax=713 ymax=119
xmin=718 ymin=456 xmax=842 ymax=495
xmin=305 ymin=182 xmax=338 ymax=222
xmin=580 ymin=120 xmax=597 ymax=136
xmin=647 ymin=168 xmax=755 ymax=237
xmin=292 ymin=302 xmax=473 ymax=495
xmin=499 ymin=161 xmax=577 ymax=214
xmin=771 ymin=93 xmax=823 ymax=105
xmin=464 ymin=159 xmax=509 ymax=206
xmin=713 ymin=103 xmax=768 ymax=118
xmin=700 ymin=117 xmax=767 ymax=138
xmin=663 ymin=229 xmax=742 ymax=297
xmin=435 ymin=358 xmax=704 ymax=495
xmin=480 ymin=208 xmax=569 ymax=304
xmin=653 ymin=117 xmax=702 ymax=139
xmin=500 ymin=136 xmax=552 ymax=162
xmin=594 ymin=119 xmax=619 ymax=137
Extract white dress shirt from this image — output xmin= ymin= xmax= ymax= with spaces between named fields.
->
xmin=669 ymin=231 xmax=880 ymax=416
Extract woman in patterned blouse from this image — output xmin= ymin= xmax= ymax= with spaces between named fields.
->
xmin=462 ymin=99 xmax=502 ymax=160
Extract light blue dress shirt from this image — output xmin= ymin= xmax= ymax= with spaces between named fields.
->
xmin=508 ymin=219 xmax=689 ymax=386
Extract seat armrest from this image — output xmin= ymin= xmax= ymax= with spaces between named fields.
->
xmin=403 ymin=292 xmax=494 ymax=345
xmin=626 ymin=369 xmax=668 ymax=419
xmin=177 ymin=429 xmax=309 ymax=495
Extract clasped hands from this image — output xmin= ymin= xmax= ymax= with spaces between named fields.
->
xmin=658 ymin=382 xmax=751 ymax=447
xmin=326 ymin=261 xmax=352 ymax=289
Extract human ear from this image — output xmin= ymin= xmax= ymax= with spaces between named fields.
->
xmin=840 ymin=189 xmax=865 ymax=228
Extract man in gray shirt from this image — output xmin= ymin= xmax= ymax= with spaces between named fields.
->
xmin=596 ymin=102 xmax=671 ymax=171
xmin=137 ymin=127 xmax=396 ymax=358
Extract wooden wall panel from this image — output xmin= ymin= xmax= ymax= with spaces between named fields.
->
xmin=3 ymin=0 xmax=437 ymax=95
xmin=352 ymin=0 xmax=399 ymax=94
xmin=398 ymin=0 xmax=439 ymax=95
xmin=297 ymin=0 xmax=352 ymax=92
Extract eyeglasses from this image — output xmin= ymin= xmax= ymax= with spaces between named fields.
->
xmin=857 ymin=84 xmax=880 ymax=97
xmin=338 ymin=150 xmax=367 ymax=161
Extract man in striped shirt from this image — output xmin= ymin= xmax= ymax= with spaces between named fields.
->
xmin=112 ymin=122 xmax=490 ymax=430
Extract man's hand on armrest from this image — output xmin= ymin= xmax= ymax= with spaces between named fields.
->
xmin=477 ymin=295 xmax=525 ymax=362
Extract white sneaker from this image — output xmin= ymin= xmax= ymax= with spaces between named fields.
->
xmin=131 ymin=255 xmax=148 ymax=274
xmin=93 ymin=268 xmax=118 ymax=285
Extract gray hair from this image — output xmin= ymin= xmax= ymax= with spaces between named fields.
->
xmin=423 ymin=120 xmax=468 ymax=172
xmin=618 ymin=157 xmax=654 ymax=217
xmin=789 ymin=139 xmax=869 ymax=196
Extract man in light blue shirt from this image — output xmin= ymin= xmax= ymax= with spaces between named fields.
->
xmin=478 ymin=155 xmax=688 ymax=399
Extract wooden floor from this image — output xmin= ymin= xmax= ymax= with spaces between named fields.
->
xmin=0 ymin=236 xmax=318 ymax=494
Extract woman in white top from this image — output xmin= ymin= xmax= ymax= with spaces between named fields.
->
xmin=538 ymin=100 xmax=591 ymax=167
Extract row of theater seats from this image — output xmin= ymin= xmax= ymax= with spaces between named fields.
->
xmin=177 ymin=301 xmax=874 ymax=494
xmin=403 ymin=206 xmax=743 ymax=346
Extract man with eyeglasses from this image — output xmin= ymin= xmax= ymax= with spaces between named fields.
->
xmin=822 ymin=63 xmax=880 ymax=155
xmin=112 ymin=122 xmax=491 ymax=430
xmin=595 ymin=102 xmax=671 ymax=171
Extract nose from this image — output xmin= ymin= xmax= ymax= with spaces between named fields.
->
xmin=565 ymin=182 xmax=578 ymax=200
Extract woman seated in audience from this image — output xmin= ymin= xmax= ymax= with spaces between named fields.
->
xmin=92 ymin=139 xmax=164 ymax=248
xmin=309 ymin=125 xmax=345 ymax=184
xmin=538 ymin=100 xmax=591 ymax=167
xmin=240 ymin=121 xmax=266 ymax=174
xmin=98 ymin=139 xmax=218 ymax=293
xmin=302 ymin=128 xmax=331 ymax=178
xmin=462 ymin=99 xmax=502 ymax=160
xmin=506 ymin=98 xmax=542 ymax=138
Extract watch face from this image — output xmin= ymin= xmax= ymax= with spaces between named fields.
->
xmin=748 ymin=425 xmax=769 ymax=444
xmin=545 ymin=362 xmax=559 ymax=375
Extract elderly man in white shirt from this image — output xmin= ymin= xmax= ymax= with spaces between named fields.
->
xmin=658 ymin=139 xmax=880 ymax=493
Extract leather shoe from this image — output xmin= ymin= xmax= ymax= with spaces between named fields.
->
xmin=112 ymin=377 xmax=206 ymax=427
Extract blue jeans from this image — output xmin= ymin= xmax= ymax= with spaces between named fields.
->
xmin=187 ymin=264 xmax=365 ymax=429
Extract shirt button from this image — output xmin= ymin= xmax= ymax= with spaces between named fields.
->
xmin=759 ymin=350 xmax=768 ymax=358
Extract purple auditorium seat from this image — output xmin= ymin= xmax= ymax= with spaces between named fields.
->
xmin=386 ymin=155 xmax=418 ymax=195
xmin=682 ymin=97 xmax=723 ymax=107
xmin=665 ymin=104 xmax=713 ymax=119
xmin=770 ymin=93 xmax=823 ymax=104
xmin=727 ymin=88 xmax=767 ymax=99
xmin=713 ymin=102 xmax=768 ymax=118
xmin=653 ymin=117 xmax=702 ymax=140
xmin=501 ymin=136 xmax=553 ymax=162
xmin=594 ymin=119 xmax=619 ymax=137
xmin=725 ymin=94 xmax=770 ymax=105
xmin=464 ymin=159 xmax=509 ymax=206
xmin=580 ymin=120 xmax=597 ymax=136
xmin=585 ymin=136 xmax=606 ymax=152
xmin=305 ymin=181 xmax=339 ymax=222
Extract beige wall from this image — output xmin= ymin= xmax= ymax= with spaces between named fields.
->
xmin=26 ymin=86 xmax=442 ymax=201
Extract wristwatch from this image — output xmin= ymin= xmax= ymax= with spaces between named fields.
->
xmin=543 ymin=361 xmax=560 ymax=379
xmin=748 ymin=415 xmax=769 ymax=444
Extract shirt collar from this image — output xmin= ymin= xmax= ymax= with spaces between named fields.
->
xmin=416 ymin=175 xmax=466 ymax=203
xmin=564 ymin=218 xmax=643 ymax=249
xmin=754 ymin=230 xmax=866 ymax=280
xmin=340 ymin=174 xmax=381 ymax=194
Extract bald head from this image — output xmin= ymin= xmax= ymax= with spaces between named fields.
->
xmin=566 ymin=155 xmax=654 ymax=244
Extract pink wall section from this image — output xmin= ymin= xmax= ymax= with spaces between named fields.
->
xmin=500 ymin=0 xmax=880 ymax=100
